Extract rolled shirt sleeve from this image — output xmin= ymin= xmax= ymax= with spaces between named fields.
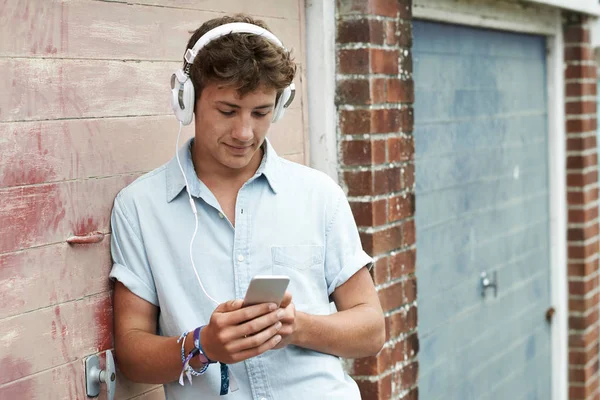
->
xmin=324 ymin=186 xmax=374 ymax=296
xmin=109 ymin=194 xmax=159 ymax=306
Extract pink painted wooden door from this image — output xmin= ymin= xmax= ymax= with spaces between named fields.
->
xmin=0 ymin=1 xmax=307 ymax=399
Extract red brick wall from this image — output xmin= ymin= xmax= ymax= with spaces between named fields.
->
xmin=335 ymin=1 xmax=418 ymax=399
xmin=564 ymin=13 xmax=600 ymax=400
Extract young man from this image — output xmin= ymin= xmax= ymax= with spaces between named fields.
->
xmin=109 ymin=14 xmax=385 ymax=399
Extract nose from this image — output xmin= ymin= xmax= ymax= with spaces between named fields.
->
xmin=231 ymin=115 xmax=253 ymax=142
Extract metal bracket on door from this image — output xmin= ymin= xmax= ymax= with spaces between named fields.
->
xmin=85 ymin=349 xmax=116 ymax=400
xmin=480 ymin=271 xmax=498 ymax=298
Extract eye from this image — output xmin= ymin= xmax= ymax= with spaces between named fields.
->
xmin=219 ymin=110 xmax=235 ymax=116
xmin=253 ymin=111 xmax=269 ymax=118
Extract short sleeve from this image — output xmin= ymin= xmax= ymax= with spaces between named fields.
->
xmin=109 ymin=195 xmax=159 ymax=306
xmin=324 ymin=187 xmax=373 ymax=295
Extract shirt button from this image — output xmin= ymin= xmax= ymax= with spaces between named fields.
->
xmin=237 ymin=255 xmax=245 ymax=262
xmin=218 ymin=212 xmax=224 ymax=219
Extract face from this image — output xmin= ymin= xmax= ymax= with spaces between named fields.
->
xmin=193 ymin=82 xmax=277 ymax=173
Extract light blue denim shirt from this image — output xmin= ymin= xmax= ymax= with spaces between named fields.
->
xmin=109 ymin=138 xmax=373 ymax=400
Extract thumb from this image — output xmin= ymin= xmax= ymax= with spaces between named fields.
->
xmin=216 ymin=299 xmax=243 ymax=313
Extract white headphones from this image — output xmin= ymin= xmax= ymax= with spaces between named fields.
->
xmin=170 ymin=22 xmax=296 ymax=126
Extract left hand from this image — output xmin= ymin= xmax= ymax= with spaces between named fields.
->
xmin=273 ymin=291 xmax=297 ymax=349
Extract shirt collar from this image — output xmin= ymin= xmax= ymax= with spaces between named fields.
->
xmin=165 ymin=137 xmax=280 ymax=203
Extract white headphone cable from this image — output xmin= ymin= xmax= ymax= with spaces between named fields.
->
xmin=175 ymin=121 xmax=220 ymax=306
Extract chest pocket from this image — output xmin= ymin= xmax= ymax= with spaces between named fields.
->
xmin=271 ymin=245 xmax=329 ymax=314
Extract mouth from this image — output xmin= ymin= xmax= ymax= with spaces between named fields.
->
xmin=224 ymin=143 xmax=253 ymax=154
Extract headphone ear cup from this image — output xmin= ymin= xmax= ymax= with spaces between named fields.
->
xmin=180 ymin=79 xmax=195 ymax=126
xmin=271 ymin=86 xmax=291 ymax=123
xmin=170 ymin=70 xmax=195 ymax=126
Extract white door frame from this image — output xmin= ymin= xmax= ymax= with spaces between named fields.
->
xmin=305 ymin=1 xmax=568 ymax=399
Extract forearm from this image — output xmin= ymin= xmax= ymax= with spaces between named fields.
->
xmin=115 ymin=329 xmax=200 ymax=384
xmin=292 ymin=304 xmax=385 ymax=358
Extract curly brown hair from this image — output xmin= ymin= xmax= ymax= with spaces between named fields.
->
xmin=185 ymin=14 xmax=297 ymax=99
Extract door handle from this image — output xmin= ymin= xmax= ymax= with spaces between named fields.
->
xmin=85 ymin=350 xmax=116 ymax=400
xmin=480 ymin=271 xmax=498 ymax=298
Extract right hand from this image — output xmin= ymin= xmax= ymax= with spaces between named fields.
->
xmin=200 ymin=299 xmax=284 ymax=364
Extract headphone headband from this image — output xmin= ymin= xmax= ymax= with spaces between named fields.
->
xmin=184 ymin=22 xmax=284 ymax=66
xmin=171 ymin=22 xmax=294 ymax=125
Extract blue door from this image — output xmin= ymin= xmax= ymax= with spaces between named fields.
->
xmin=413 ymin=21 xmax=552 ymax=399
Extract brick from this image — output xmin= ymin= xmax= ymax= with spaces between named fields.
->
xmin=566 ymin=82 xmax=597 ymax=97
xmin=374 ymin=167 xmax=403 ymax=194
xmin=567 ymin=135 xmax=597 ymax=152
xmin=345 ymin=169 xmax=373 ymax=196
xmin=566 ymin=118 xmax=598 ymax=134
xmin=340 ymin=109 xmax=372 ymax=135
xmin=387 ymin=78 xmax=414 ymax=103
xmin=568 ymin=223 xmax=600 ymax=242
xmin=356 ymin=374 xmax=391 ymax=400
xmin=569 ymin=377 xmax=599 ymax=400
xmin=398 ymin=0 xmax=412 ymax=19
xmin=362 ymin=223 xmax=403 ymax=255
xmin=402 ymin=163 xmax=415 ymax=190
xmin=351 ymin=347 xmax=391 ymax=375
xmin=568 ymin=258 xmax=600 ymax=278
xmin=565 ymin=45 xmax=594 ymax=61
xmin=377 ymin=282 xmax=406 ymax=311
xmin=570 ymin=359 xmax=599 ymax=383
xmin=568 ymin=272 xmax=600 ymax=296
xmin=370 ymin=49 xmax=399 ymax=74
xmin=401 ymin=219 xmax=416 ymax=247
xmin=393 ymin=360 xmax=419 ymax=392
xmin=566 ymin=100 xmax=597 ymax=114
xmin=370 ymin=78 xmax=387 ymax=104
xmin=388 ymin=136 xmax=414 ymax=163
xmin=337 ymin=18 xmax=385 ymax=45
xmin=564 ymin=26 xmax=591 ymax=44
xmin=342 ymin=139 xmax=387 ymax=166
xmin=337 ymin=0 xmax=400 ymax=17
xmin=336 ymin=79 xmax=371 ymax=105
xmin=569 ymin=308 xmax=599 ymax=330
xmin=567 ymin=186 xmax=599 ymax=206
xmin=400 ymin=388 xmax=419 ymax=400
xmin=399 ymin=52 xmax=413 ymax=75
xmin=397 ymin=20 xmax=412 ymax=47
xmin=567 ymin=153 xmax=598 ymax=169
xmin=569 ymin=341 xmax=600 ymax=365
xmin=388 ymin=194 xmax=414 ymax=222
xmin=385 ymin=20 xmax=397 ymax=46
xmin=386 ymin=305 xmax=417 ymax=338
xmin=567 ymin=169 xmax=599 ymax=188
xmin=390 ymin=248 xmax=416 ymax=278
xmin=370 ymin=256 xmax=390 ymax=286
xmin=569 ymin=325 xmax=599 ymax=348
xmin=568 ymin=206 xmax=599 ymax=225
xmin=350 ymin=198 xmax=388 ymax=227
xmin=338 ymin=48 xmax=370 ymax=74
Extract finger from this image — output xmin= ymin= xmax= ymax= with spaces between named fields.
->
xmin=215 ymin=299 xmax=243 ymax=313
xmin=229 ymin=320 xmax=283 ymax=353
xmin=279 ymin=291 xmax=292 ymax=308
xmin=226 ymin=302 xmax=278 ymax=325
xmin=234 ymin=308 xmax=284 ymax=338
xmin=231 ymin=333 xmax=283 ymax=362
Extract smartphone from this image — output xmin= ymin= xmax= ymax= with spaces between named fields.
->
xmin=242 ymin=275 xmax=290 ymax=307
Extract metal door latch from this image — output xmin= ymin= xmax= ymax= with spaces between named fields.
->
xmin=480 ymin=271 xmax=498 ymax=298
xmin=85 ymin=350 xmax=116 ymax=400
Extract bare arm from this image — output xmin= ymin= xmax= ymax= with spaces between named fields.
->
xmin=279 ymin=267 xmax=385 ymax=358
xmin=113 ymin=282 xmax=284 ymax=384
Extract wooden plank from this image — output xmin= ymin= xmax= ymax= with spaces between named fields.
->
xmin=0 ymin=58 xmax=303 ymax=122
xmin=0 ymin=0 xmax=302 ymax=60
xmin=0 ymin=174 xmax=138 ymax=254
xmin=0 ymin=116 xmax=194 ymax=188
xmin=0 ymin=356 xmax=160 ymax=399
xmin=0 ymin=292 xmax=112 ymax=385
xmin=0 ymin=239 xmax=111 ymax=320
xmin=100 ymin=0 xmax=300 ymax=20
